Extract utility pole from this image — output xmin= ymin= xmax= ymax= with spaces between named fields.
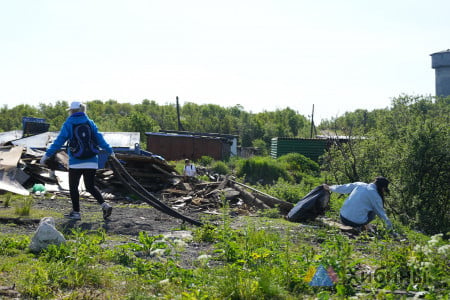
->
xmin=176 ymin=96 xmax=185 ymax=131
xmin=310 ymin=104 xmax=315 ymax=138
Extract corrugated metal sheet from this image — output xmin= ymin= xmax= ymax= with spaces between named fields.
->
xmin=10 ymin=132 xmax=139 ymax=149
xmin=0 ymin=130 xmax=23 ymax=145
xmin=102 ymin=132 xmax=140 ymax=148
xmin=160 ymin=130 xmax=238 ymax=156
xmin=146 ymin=132 xmax=230 ymax=161
xmin=11 ymin=132 xmax=59 ymax=148
xmin=270 ymin=137 xmax=328 ymax=161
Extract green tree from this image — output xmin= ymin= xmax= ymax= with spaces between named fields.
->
xmin=252 ymin=139 xmax=268 ymax=156
xmin=322 ymin=95 xmax=450 ymax=234
xmin=118 ymin=111 xmax=160 ymax=144
xmin=380 ymin=95 xmax=450 ymax=234
xmin=39 ymin=101 xmax=68 ymax=130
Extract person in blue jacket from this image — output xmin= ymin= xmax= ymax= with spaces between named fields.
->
xmin=323 ymin=176 xmax=392 ymax=230
xmin=40 ymin=101 xmax=115 ymax=220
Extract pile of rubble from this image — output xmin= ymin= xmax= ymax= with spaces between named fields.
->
xmin=0 ymin=145 xmax=294 ymax=220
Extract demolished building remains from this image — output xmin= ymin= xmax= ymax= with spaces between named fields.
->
xmin=0 ymin=125 xmax=294 ymax=226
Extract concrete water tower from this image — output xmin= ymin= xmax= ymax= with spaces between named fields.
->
xmin=431 ymin=49 xmax=450 ymax=97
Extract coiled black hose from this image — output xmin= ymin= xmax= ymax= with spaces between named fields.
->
xmin=108 ymin=156 xmax=203 ymax=226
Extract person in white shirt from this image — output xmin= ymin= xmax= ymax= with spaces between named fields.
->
xmin=183 ymin=159 xmax=197 ymax=178
xmin=323 ymin=176 xmax=392 ymax=230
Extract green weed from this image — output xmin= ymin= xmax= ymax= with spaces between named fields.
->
xmin=257 ymin=206 xmax=283 ymax=218
xmin=2 ymin=192 xmax=13 ymax=207
xmin=0 ymin=234 xmax=30 ymax=255
xmin=193 ymin=223 xmax=218 ymax=243
xmin=14 ymin=196 xmax=33 ymax=216
xmin=0 ymin=210 xmax=448 ymax=298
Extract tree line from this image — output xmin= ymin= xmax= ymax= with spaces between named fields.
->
xmin=1 ymin=95 xmax=449 ymax=233
xmin=0 ymin=99 xmax=311 ymax=149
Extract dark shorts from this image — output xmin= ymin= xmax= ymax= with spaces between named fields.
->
xmin=340 ymin=211 xmax=375 ymax=227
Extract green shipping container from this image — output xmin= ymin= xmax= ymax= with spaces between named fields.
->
xmin=270 ymin=137 xmax=328 ymax=162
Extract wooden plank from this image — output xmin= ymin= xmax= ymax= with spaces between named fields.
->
xmin=317 ymin=218 xmax=359 ymax=234
xmin=229 ymin=179 xmax=293 ymax=214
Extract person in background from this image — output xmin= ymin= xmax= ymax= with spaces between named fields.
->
xmin=323 ymin=176 xmax=392 ymax=231
xmin=40 ymin=101 xmax=115 ymax=220
xmin=183 ymin=158 xmax=197 ymax=179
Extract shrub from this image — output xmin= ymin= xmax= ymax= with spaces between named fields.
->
xmin=211 ymin=161 xmax=230 ymax=175
xmin=259 ymin=178 xmax=319 ymax=203
xmin=235 ymin=156 xmax=292 ymax=185
xmin=198 ymin=156 xmax=214 ymax=166
xmin=277 ymin=152 xmax=320 ymax=176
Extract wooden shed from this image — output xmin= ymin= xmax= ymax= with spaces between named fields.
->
xmin=145 ymin=132 xmax=234 ymax=161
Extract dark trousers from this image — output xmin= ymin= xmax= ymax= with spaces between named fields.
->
xmin=69 ymin=168 xmax=105 ymax=212
xmin=340 ymin=211 xmax=375 ymax=227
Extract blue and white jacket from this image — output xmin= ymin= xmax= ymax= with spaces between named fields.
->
xmin=45 ymin=112 xmax=114 ymax=169
xmin=330 ymin=182 xmax=392 ymax=229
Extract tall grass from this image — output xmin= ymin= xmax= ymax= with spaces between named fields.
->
xmin=14 ymin=197 xmax=33 ymax=216
xmin=2 ymin=192 xmax=13 ymax=207
xmin=0 ymin=209 xmax=448 ymax=298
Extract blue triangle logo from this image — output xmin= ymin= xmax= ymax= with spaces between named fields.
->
xmin=309 ymin=265 xmax=334 ymax=286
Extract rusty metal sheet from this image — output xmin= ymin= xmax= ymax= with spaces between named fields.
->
xmin=146 ymin=133 xmax=229 ymax=161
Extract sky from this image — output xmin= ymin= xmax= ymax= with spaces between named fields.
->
xmin=1 ymin=0 xmax=449 ymax=123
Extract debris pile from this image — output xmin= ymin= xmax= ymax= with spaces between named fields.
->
xmin=0 ymin=145 xmax=293 ymax=219
xmin=163 ymin=176 xmax=294 ymax=216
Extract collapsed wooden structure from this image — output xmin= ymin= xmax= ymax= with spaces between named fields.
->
xmin=0 ymin=146 xmax=294 ymax=225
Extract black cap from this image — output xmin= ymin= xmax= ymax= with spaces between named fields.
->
xmin=375 ymin=176 xmax=390 ymax=194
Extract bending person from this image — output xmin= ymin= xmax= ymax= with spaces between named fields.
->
xmin=323 ymin=176 xmax=392 ymax=230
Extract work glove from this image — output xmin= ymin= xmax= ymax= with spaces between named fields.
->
xmin=40 ymin=154 xmax=49 ymax=165
xmin=39 ymin=154 xmax=48 ymax=165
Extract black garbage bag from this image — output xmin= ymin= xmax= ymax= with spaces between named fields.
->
xmin=287 ymin=185 xmax=330 ymax=222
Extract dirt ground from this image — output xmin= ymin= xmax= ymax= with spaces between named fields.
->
xmin=0 ymin=192 xmax=226 ymax=269
xmin=0 ymin=193 xmax=212 ymax=236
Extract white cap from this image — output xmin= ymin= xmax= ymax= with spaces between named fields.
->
xmin=67 ymin=101 xmax=82 ymax=110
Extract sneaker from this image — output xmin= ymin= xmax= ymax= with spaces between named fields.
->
xmin=64 ymin=211 xmax=81 ymax=220
xmin=102 ymin=203 xmax=113 ymax=219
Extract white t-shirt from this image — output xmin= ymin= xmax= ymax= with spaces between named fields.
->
xmin=184 ymin=164 xmax=196 ymax=176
